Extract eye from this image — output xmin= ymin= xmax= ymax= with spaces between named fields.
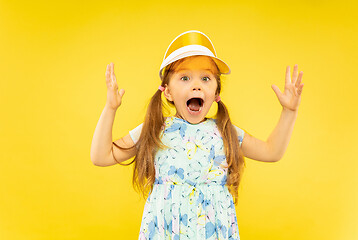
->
xmin=180 ymin=76 xmax=189 ymax=81
xmin=202 ymin=76 xmax=210 ymax=81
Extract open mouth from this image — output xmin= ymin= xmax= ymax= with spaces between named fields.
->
xmin=186 ymin=97 xmax=204 ymax=114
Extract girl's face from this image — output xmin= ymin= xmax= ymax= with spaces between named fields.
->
xmin=163 ymin=55 xmax=219 ymax=124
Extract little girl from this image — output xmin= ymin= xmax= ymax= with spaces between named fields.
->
xmin=90 ymin=30 xmax=304 ymax=239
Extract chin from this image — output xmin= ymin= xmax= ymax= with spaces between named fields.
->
xmin=184 ymin=110 xmax=208 ymax=124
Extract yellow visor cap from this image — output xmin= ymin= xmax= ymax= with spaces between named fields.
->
xmin=159 ymin=30 xmax=231 ymax=80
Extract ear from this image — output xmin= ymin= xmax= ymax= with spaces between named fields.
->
xmin=163 ymin=84 xmax=173 ymax=101
xmin=215 ymin=95 xmax=220 ymax=102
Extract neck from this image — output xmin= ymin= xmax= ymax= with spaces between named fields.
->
xmin=174 ymin=113 xmax=207 ymax=123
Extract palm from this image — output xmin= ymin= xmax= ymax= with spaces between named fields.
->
xmin=271 ymin=64 xmax=304 ymax=111
xmin=105 ymin=62 xmax=125 ymax=110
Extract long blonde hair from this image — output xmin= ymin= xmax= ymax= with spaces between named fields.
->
xmin=113 ymin=56 xmax=245 ymax=205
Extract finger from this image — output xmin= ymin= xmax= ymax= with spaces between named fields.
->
xmin=295 ymin=71 xmax=303 ymax=88
xmin=105 ymin=64 xmax=110 ymax=79
xmin=106 ymin=64 xmax=112 ymax=86
xmin=292 ymin=64 xmax=298 ymax=84
xmin=110 ymin=63 xmax=114 ymax=82
xmin=112 ymin=63 xmax=117 ymax=84
xmin=285 ymin=66 xmax=291 ymax=86
xmin=113 ymin=75 xmax=118 ymax=89
xmin=271 ymin=84 xmax=282 ymax=96
xmin=294 ymin=87 xmax=298 ymax=96
xmin=298 ymin=83 xmax=304 ymax=95
xmin=118 ymin=89 xmax=125 ymax=97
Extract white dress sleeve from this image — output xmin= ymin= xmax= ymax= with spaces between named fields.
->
xmin=233 ymin=124 xmax=245 ymax=147
xmin=129 ymin=123 xmax=143 ymax=145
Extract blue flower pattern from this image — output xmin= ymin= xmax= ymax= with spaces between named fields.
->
xmin=136 ymin=116 xmax=245 ymax=240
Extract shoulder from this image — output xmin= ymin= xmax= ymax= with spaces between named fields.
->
xmin=212 ymin=118 xmax=244 ymax=135
xmin=129 ymin=122 xmax=144 ymax=144
xmin=232 ymin=124 xmax=245 ymax=137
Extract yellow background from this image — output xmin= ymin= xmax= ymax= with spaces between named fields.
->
xmin=1 ymin=0 xmax=357 ymax=239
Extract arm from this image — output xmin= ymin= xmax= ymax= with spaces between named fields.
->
xmin=266 ymin=108 xmax=298 ymax=161
xmin=241 ymin=108 xmax=298 ymax=162
xmin=90 ymin=62 xmax=131 ymax=166
xmin=90 ymin=104 xmax=137 ymax=166
xmin=242 ymin=64 xmax=304 ymax=162
xmin=90 ymin=104 xmax=117 ymax=165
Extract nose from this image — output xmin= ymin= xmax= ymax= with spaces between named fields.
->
xmin=192 ymin=86 xmax=201 ymax=91
xmin=191 ymin=78 xmax=202 ymax=91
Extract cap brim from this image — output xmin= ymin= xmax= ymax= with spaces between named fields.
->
xmin=159 ymin=54 xmax=231 ymax=79
xmin=211 ymin=57 xmax=231 ymax=75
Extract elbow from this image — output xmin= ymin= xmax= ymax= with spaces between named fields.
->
xmin=267 ymin=151 xmax=282 ymax=162
xmin=91 ymin=160 xmax=106 ymax=167
xmin=267 ymin=145 xmax=282 ymax=162
xmin=270 ymin=154 xmax=283 ymax=162
xmin=270 ymin=157 xmax=281 ymax=162
xmin=91 ymin=158 xmax=99 ymax=166
xmin=90 ymin=151 xmax=106 ymax=166
xmin=90 ymin=151 xmax=97 ymax=165
xmin=90 ymin=155 xmax=102 ymax=167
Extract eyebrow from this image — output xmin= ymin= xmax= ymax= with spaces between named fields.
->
xmin=176 ymin=68 xmax=215 ymax=74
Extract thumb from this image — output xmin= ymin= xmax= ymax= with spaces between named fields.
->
xmin=118 ymin=89 xmax=125 ymax=97
xmin=271 ymin=84 xmax=282 ymax=97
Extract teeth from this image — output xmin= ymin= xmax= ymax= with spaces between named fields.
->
xmin=187 ymin=106 xmax=202 ymax=113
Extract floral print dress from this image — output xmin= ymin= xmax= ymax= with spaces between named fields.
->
xmin=129 ymin=116 xmax=245 ymax=240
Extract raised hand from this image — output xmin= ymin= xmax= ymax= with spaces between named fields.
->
xmin=105 ymin=62 xmax=125 ymax=110
xmin=271 ymin=64 xmax=304 ymax=111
